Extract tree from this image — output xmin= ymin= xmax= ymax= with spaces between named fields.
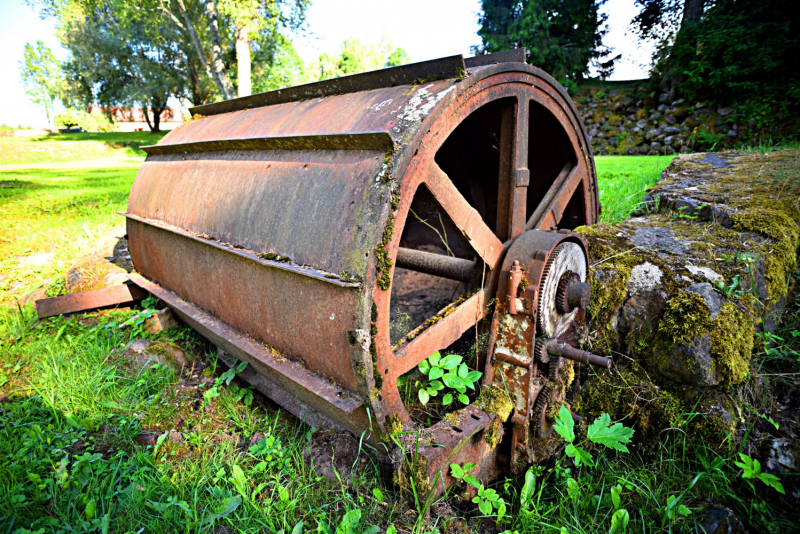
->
xmin=311 ymin=37 xmax=410 ymax=81
xmin=53 ymin=0 xmax=187 ymax=132
xmin=473 ymin=0 xmax=618 ymax=82
xmin=19 ymin=40 xmax=63 ymax=125
xmin=630 ymin=0 xmax=707 ymax=42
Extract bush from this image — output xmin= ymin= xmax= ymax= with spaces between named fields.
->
xmin=54 ymin=109 xmax=117 ymax=132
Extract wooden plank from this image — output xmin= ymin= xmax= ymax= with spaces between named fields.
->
xmin=35 ymin=283 xmax=148 ymax=319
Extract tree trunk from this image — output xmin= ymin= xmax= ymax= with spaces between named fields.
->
xmin=236 ymin=22 xmax=251 ymax=97
xmin=204 ymin=0 xmax=235 ymax=100
xmin=175 ymin=0 xmax=229 ymax=102
xmin=681 ymin=0 xmax=704 ymax=26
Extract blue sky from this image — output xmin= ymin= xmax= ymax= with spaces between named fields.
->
xmin=0 ymin=0 xmax=653 ymax=128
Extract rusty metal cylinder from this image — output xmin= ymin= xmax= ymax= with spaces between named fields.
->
xmin=546 ymin=342 xmax=612 ymax=369
xmin=395 ymin=247 xmax=477 ymax=283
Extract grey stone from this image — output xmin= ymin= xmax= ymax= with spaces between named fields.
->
xmin=103 ymin=272 xmax=129 ymax=287
xmin=665 ymin=114 xmax=676 ymax=125
xmin=718 ymin=106 xmax=734 ymax=117
xmin=665 ymin=146 xmax=676 ymax=155
xmin=618 ymin=288 xmax=669 ymax=352
xmin=651 ymin=142 xmax=662 ymax=152
xmin=120 ymin=338 xmax=189 ymax=371
xmin=657 ymin=103 xmax=667 ymax=112
xmin=765 ymin=438 xmax=798 ymax=474
xmin=698 ymin=507 xmax=747 ymax=534
xmin=671 ymin=99 xmax=685 ymax=106
xmin=687 ymin=282 xmax=722 ymax=318
xmin=726 ymin=129 xmax=737 ymax=138
xmin=628 ymin=262 xmax=663 ymax=294
xmin=636 ymin=119 xmax=648 ymax=129
xmin=662 ymin=126 xmax=681 ymax=135
xmin=663 ymin=332 xmax=716 ymax=386
xmin=628 ymin=226 xmax=690 ymax=255
xmin=145 ymin=307 xmax=181 ymax=333
xmin=658 ymin=93 xmax=669 ymax=103
xmin=664 ymin=135 xmax=674 ymax=146
xmin=657 ymin=133 xmax=666 ymax=141
xmin=645 ymin=128 xmax=659 ymax=141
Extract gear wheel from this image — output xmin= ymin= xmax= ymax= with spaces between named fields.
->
xmin=537 ymin=242 xmax=587 ymax=337
xmin=556 ymin=271 xmax=580 ymax=314
xmin=534 ymin=339 xmax=548 ymax=362
xmin=530 ymin=385 xmax=552 ymax=438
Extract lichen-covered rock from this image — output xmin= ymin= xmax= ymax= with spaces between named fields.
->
xmin=574 ymin=149 xmax=799 ymax=449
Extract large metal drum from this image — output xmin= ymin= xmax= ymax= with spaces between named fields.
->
xmin=124 ymin=49 xmax=604 ymax=495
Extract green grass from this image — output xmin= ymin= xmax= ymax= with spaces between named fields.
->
xmin=0 ymin=158 xmax=142 ymax=301
xmin=1 ymin=135 xmax=794 ymax=532
xmin=0 ymin=131 xmax=165 ymax=165
xmin=595 ymin=154 xmax=676 ymax=225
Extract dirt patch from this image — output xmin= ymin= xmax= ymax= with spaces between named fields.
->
xmin=303 ymin=431 xmax=365 ymax=482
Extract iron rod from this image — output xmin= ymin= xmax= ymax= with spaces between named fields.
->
xmin=396 ymin=247 xmax=477 ymax=283
xmin=546 ymin=342 xmax=612 ymax=369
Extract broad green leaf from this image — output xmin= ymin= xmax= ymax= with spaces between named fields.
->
xmin=587 ymin=413 xmax=634 ymax=452
xmin=736 ymin=453 xmax=759 ymax=478
xmin=520 ymin=469 xmax=536 ymax=507
xmin=85 ymin=499 xmax=96 ymax=520
xmin=429 ymin=352 xmax=441 ymax=366
xmin=450 ymin=463 xmax=464 ymax=478
xmin=372 ymin=488 xmax=384 ymax=502
xmin=677 ymin=504 xmax=692 ymax=516
xmin=231 ymin=464 xmax=248 ymax=495
xmin=336 ymin=510 xmax=361 ymax=534
xmin=418 ymin=389 xmax=430 ymax=405
xmin=609 ymin=508 xmax=629 ymax=534
xmin=428 ymin=380 xmax=445 ymax=391
xmin=467 ymin=370 xmax=482 ymax=384
xmin=419 ymin=359 xmax=431 ymax=375
xmin=426 ymin=386 xmax=439 ymax=397
xmin=482 ymin=488 xmax=499 ymax=501
xmin=463 ymin=474 xmax=482 ymax=489
xmin=463 ymin=463 xmax=477 ymax=472
xmin=553 ymin=405 xmax=575 ymax=443
xmin=442 ymin=393 xmax=453 ymax=405
xmin=479 ymin=500 xmax=492 ymax=515
xmin=458 ymin=393 xmax=470 ymax=405
xmin=442 ymin=374 xmax=464 ymax=389
xmin=565 ymin=444 xmax=594 ymax=467
xmin=429 ymin=367 xmax=444 ymax=380
xmin=291 ymin=522 xmax=304 ymax=534
xmin=363 ymin=527 xmax=380 ymax=534
xmin=758 ymin=472 xmax=785 ymax=494
xmin=387 ymin=527 xmax=398 ymax=534
xmin=441 ymin=354 xmax=462 ymax=370
xmin=458 ymin=363 xmax=468 ymax=378
xmin=497 ymin=502 xmax=506 ymax=520
xmin=611 ymin=484 xmax=622 ymax=509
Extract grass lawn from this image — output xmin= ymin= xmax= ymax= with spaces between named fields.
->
xmin=3 ymin=136 xmax=793 ymax=532
xmin=0 ymin=131 xmax=165 ymax=165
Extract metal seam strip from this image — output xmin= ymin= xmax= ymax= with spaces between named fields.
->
xmin=141 ymin=131 xmax=395 ymax=155
xmin=120 ymin=213 xmax=362 ymax=288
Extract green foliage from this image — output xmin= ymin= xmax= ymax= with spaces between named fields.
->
xmin=473 ymin=0 xmax=618 ymax=81
xmin=655 ymin=0 xmax=800 ymax=135
xmin=54 ymin=109 xmax=117 ymax=133
xmin=449 ymin=462 xmax=506 ymax=518
xmin=554 ymin=406 xmax=635 ymax=467
xmin=735 ymin=453 xmax=785 ymax=494
xmin=312 ymin=37 xmax=409 ymax=81
xmin=416 ymin=351 xmax=481 ymax=406
xmin=19 ymin=40 xmax=63 ymax=124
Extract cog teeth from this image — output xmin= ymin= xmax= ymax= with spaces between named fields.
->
xmin=555 ymin=272 xmax=579 ymax=314
xmin=536 ymin=246 xmax=561 ymax=334
xmin=534 ymin=339 xmax=548 ymax=362
xmin=531 ymin=385 xmax=552 ymax=438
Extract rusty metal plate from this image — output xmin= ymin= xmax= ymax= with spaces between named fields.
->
xmin=35 ymin=283 xmax=147 ymax=319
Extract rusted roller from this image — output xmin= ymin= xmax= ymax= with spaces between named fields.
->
xmin=124 ymin=48 xmax=599 ymax=497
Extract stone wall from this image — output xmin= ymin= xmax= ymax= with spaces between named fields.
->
xmin=573 ymin=149 xmax=799 ymax=450
xmin=573 ymin=85 xmax=747 ymax=156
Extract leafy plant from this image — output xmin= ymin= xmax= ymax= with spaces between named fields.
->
xmin=416 ymin=352 xmax=481 ymax=406
xmin=203 ymin=360 xmax=248 ymax=405
xmin=735 ymin=453 xmax=785 ymax=494
xmin=712 ymin=275 xmax=745 ymax=299
xmin=450 ymin=462 xmax=506 ymax=518
xmin=553 ymin=406 xmax=635 ymax=467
